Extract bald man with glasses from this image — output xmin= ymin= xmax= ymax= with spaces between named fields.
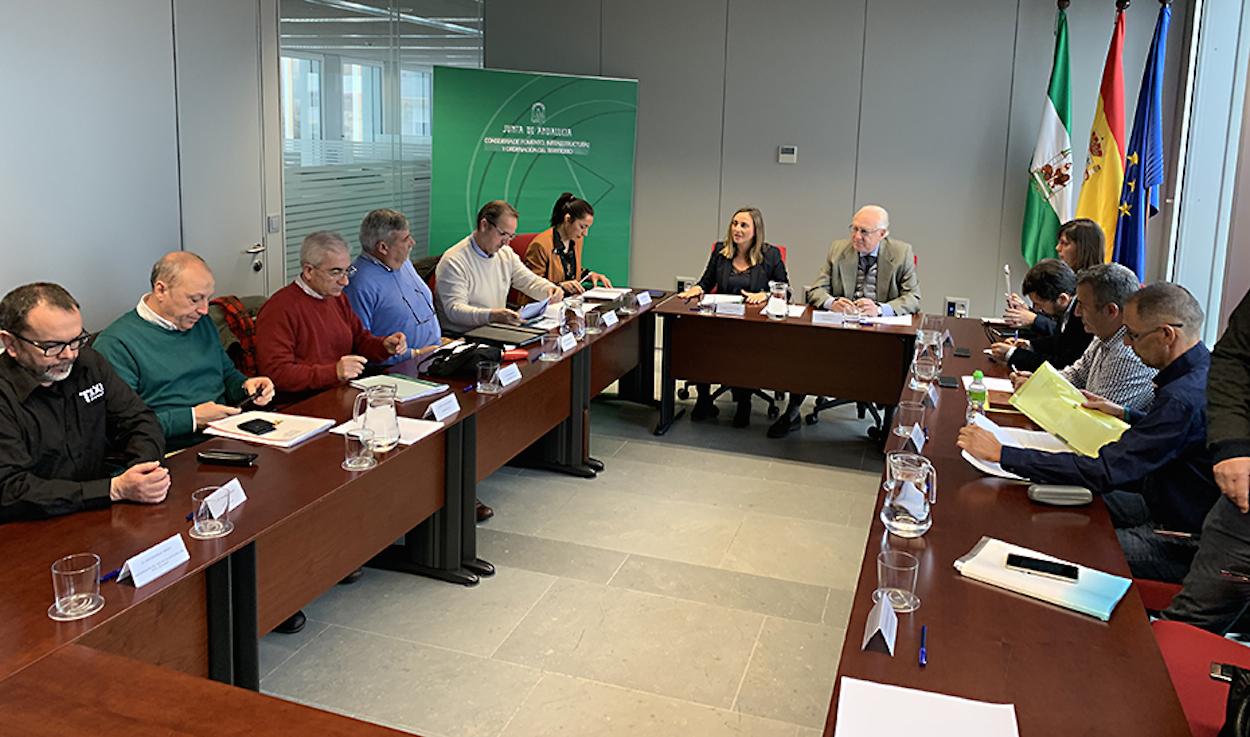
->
xmin=0 ymin=282 xmax=167 ymax=522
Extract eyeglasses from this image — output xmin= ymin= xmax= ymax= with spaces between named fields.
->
xmin=1125 ymin=323 xmax=1182 ymax=342
xmin=9 ymin=331 xmax=91 ymax=357
xmin=490 ymin=222 xmax=516 ymax=242
xmin=849 ymin=225 xmax=884 ymax=236
xmin=317 ymin=265 xmax=357 ymax=280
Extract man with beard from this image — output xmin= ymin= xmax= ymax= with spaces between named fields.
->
xmin=0 ymin=283 xmax=168 ymax=522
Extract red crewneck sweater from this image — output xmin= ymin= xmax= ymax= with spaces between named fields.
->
xmin=256 ymin=282 xmax=392 ymax=393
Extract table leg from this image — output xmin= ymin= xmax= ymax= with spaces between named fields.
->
xmin=460 ymin=416 xmax=494 ymax=577
xmin=616 ymin=310 xmax=659 ymax=406
xmin=230 ymin=543 xmax=259 ymax=691
xmin=369 ymin=419 xmax=481 ymax=586
xmin=654 ymin=315 xmax=685 ymax=435
xmin=206 ymin=558 xmax=233 ymax=685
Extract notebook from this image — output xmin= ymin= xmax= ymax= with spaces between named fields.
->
xmin=463 ymin=323 xmax=547 ymax=347
xmin=954 ymin=536 xmax=1131 ymax=621
xmin=205 ymin=410 xmax=334 ymax=448
xmin=350 ymin=374 xmax=447 ymax=403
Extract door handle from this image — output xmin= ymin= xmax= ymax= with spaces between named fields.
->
xmin=243 ymin=244 xmax=264 ymax=255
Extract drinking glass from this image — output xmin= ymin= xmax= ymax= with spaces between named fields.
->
xmin=539 ymin=333 xmax=562 ymax=362
xmin=585 ymin=311 xmax=603 ymax=335
xmin=342 ymin=427 xmax=377 ymax=471
xmin=909 ymin=356 xmax=939 ymax=391
xmin=190 ymin=486 xmax=234 ymax=540
xmin=476 ymin=360 xmax=502 ymax=394
xmin=619 ymin=292 xmax=639 ymax=315
xmin=872 ymin=550 xmax=921 ymax=613
xmin=893 ymin=400 xmax=925 ymax=438
xmin=48 ymin=553 xmax=104 ymax=621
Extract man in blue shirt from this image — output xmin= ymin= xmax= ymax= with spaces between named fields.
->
xmin=958 ymin=282 xmax=1218 ymax=582
xmin=345 ymin=209 xmax=445 ymax=365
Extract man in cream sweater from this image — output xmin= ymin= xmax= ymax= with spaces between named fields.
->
xmin=435 ymin=200 xmax=562 ymax=335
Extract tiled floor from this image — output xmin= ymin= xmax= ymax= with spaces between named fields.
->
xmin=260 ymin=389 xmax=883 ymax=737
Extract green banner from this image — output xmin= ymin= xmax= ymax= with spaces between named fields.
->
xmin=430 ymin=66 xmax=638 ymax=285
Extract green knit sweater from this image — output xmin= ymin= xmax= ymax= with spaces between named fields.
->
xmin=93 ymin=309 xmax=249 ymax=442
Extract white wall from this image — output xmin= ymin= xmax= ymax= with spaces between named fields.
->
xmin=0 ymin=0 xmax=182 ymax=330
xmin=486 ymin=0 xmax=1191 ymax=316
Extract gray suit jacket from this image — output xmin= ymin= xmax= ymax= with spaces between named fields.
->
xmin=804 ymin=237 xmax=921 ymax=314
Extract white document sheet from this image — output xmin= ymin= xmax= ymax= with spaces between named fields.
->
xmin=835 ymin=678 xmax=1020 ymax=737
xmin=858 ymin=314 xmax=914 ymax=326
xmin=699 ymin=294 xmax=744 ymax=306
xmin=962 ymin=374 xmax=1016 ymax=394
xmin=962 ymin=414 xmax=1070 ymax=480
xmin=581 ymin=287 xmax=631 ymax=300
xmin=330 ymin=417 xmax=443 ymax=446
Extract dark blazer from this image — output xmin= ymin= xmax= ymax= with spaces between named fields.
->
xmin=695 ymin=242 xmax=787 ymax=294
xmin=1008 ymin=302 xmax=1091 ymax=372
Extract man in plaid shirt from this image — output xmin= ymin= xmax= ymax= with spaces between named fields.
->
xmin=1012 ymin=263 xmax=1156 ymax=411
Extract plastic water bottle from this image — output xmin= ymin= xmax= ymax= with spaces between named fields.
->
xmin=965 ymin=370 xmax=987 ymax=422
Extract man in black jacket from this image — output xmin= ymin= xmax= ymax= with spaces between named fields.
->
xmin=0 ymin=283 xmax=169 ymax=522
xmin=989 ymin=259 xmax=1091 ymax=372
xmin=1163 ymin=287 xmax=1250 ymax=632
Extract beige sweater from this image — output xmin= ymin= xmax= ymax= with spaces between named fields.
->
xmin=434 ymin=235 xmax=555 ymax=334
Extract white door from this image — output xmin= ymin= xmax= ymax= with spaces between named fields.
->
xmin=173 ymin=0 xmax=270 ymax=298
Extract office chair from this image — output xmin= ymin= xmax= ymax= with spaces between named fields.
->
xmin=506 ymin=233 xmax=539 ymax=306
xmin=1153 ymin=620 xmax=1250 ymax=737
xmin=678 ymin=243 xmax=788 ymax=420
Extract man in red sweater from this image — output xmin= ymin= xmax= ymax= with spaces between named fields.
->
xmin=257 ymin=231 xmax=407 ymax=395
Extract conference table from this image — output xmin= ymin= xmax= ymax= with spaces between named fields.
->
xmin=823 ymin=316 xmax=1190 ymax=735
xmin=651 ymin=298 xmax=917 ymax=435
xmin=0 ymin=289 xmax=660 ymax=732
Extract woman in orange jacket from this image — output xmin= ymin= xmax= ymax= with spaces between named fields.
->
xmin=523 ymin=192 xmax=613 ymax=295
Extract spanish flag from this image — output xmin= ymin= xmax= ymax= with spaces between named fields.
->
xmin=1075 ymin=9 xmax=1126 ymax=261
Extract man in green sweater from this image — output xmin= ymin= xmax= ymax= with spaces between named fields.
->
xmin=94 ymin=252 xmax=275 ymax=449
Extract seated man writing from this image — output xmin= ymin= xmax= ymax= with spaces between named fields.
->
xmin=0 ymin=283 xmax=168 ymax=522
xmin=434 ymin=200 xmax=562 ymax=335
xmin=769 ymin=204 xmax=920 ymax=438
xmin=1009 ymin=263 xmax=1155 ymax=411
xmin=257 ymin=231 xmax=408 ymax=396
xmin=959 ymin=282 xmax=1219 ymax=582
xmin=94 ymin=252 xmax=275 ymax=450
xmin=988 ymin=258 xmax=1090 ymax=372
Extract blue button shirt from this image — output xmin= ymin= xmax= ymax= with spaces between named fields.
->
xmin=1001 ymin=342 xmax=1218 ymax=533
xmin=344 ymin=254 xmax=441 ymax=365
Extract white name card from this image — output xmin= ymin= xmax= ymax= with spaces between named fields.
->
xmin=926 ymin=383 xmax=940 ymax=408
xmin=559 ymin=332 xmax=577 ymax=352
xmin=861 ymin=594 xmax=898 ymax=655
xmin=717 ymin=302 xmax=746 ymax=316
xmin=908 ymin=423 xmax=927 ymax=454
xmin=636 ymin=291 xmax=652 ymax=306
xmin=943 ymin=329 xmax=954 ymax=347
xmin=497 ymin=362 xmax=522 ymax=387
xmin=425 ymin=393 xmax=461 ymax=422
xmin=205 ymin=477 xmax=248 ymax=519
xmin=118 ymin=534 xmax=190 ymax=589
xmin=812 ymin=311 xmax=847 ymax=326
xmin=601 ymin=310 xmax=619 ymax=328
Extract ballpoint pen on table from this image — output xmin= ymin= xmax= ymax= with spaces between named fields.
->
xmin=99 ymin=567 xmax=121 ymax=584
xmin=919 ymin=624 xmax=928 ymax=667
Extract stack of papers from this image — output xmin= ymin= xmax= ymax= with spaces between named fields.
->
xmin=1009 ymin=362 xmax=1129 ymax=457
xmin=962 ymin=413 xmax=1070 ymax=479
xmin=205 ymin=410 xmax=334 ymax=448
xmin=954 ymin=536 xmax=1131 ymax=621
xmin=835 ymin=677 xmax=1019 ymax=736
xmin=858 ymin=314 xmax=914 ymax=326
xmin=351 ymin=374 xmax=447 ymax=403
xmin=962 ymin=375 xmax=1016 ymax=394
xmin=699 ymin=294 xmax=744 ymax=306
xmin=582 ymin=286 xmax=631 ymax=300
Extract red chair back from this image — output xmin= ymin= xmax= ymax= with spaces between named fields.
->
xmin=1153 ymin=620 xmax=1250 ymax=737
xmin=1135 ymin=578 xmax=1182 ymax=613
xmin=508 ymin=232 xmax=540 ymax=305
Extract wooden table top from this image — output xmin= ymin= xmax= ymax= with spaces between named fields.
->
xmin=0 ymin=644 xmax=413 ymax=736
xmin=825 ymin=317 xmax=1189 ymax=736
xmin=653 ymin=295 xmax=921 ymax=336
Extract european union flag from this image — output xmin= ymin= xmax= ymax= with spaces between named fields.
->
xmin=1113 ymin=3 xmax=1171 ymax=281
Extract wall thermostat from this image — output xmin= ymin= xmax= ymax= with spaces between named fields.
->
xmin=778 ymin=145 xmax=797 ymax=165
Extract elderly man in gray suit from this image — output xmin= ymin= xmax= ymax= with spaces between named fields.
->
xmin=767 ymin=204 xmax=922 ymax=438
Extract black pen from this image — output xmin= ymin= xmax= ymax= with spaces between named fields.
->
xmin=99 ymin=567 xmax=121 ymax=584
xmin=235 ymin=387 xmax=264 ymax=408
xmin=919 ymin=625 xmax=928 ymax=667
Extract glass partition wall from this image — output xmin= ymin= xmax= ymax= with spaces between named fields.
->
xmin=279 ymin=0 xmax=483 ymax=276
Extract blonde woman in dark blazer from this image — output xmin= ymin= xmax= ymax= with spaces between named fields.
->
xmin=524 ymin=193 xmax=613 ymax=296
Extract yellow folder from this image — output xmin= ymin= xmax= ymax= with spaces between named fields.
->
xmin=1007 ymin=362 xmax=1130 ymax=457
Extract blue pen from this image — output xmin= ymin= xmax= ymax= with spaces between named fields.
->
xmin=99 ymin=567 xmax=121 ymax=584
xmin=919 ymin=625 xmax=928 ymax=667
xmin=462 ymin=384 xmax=476 ymax=393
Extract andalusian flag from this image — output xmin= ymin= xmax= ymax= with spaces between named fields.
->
xmin=1114 ymin=2 xmax=1171 ymax=281
xmin=1021 ymin=8 xmax=1073 ymax=266
xmin=1076 ymin=9 xmax=1127 ymax=261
